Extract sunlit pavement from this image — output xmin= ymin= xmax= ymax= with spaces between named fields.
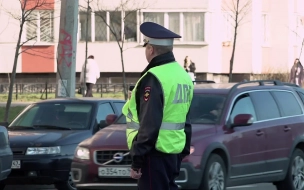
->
xmin=4 ymin=183 xmax=277 ymax=190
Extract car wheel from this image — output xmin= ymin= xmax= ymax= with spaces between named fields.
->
xmin=200 ymin=153 xmax=227 ymax=190
xmin=275 ymin=148 xmax=304 ymax=190
xmin=54 ymin=172 xmax=77 ymax=190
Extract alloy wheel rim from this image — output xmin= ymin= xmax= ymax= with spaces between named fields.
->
xmin=208 ymin=162 xmax=225 ymax=190
xmin=68 ymin=172 xmax=76 ymax=190
xmin=292 ymin=156 xmax=304 ymax=190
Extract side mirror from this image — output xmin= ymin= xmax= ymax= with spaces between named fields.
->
xmin=98 ymin=114 xmax=118 ymax=129
xmin=105 ymin=114 xmax=118 ymax=125
xmin=231 ymin=114 xmax=254 ymax=128
xmin=0 ymin=122 xmax=9 ymax=128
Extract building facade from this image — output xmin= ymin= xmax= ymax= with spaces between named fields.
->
xmin=0 ymin=0 xmax=303 ymax=82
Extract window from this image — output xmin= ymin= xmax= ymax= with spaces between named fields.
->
xmin=272 ymin=91 xmax=302 ymax=117
xmin=80 ymin=11 xmax=137 ymax=42
xmin=143 ymin=12 xmax=164 ymax=25
xmin=113 ymin=102 xmax=125 ymax=115
xmin=116 ymin=114 xmax=127 ymax=124
xmin=143 ymin=12 xmax=205 ymax=42
xmin=183 ymin=13 xmax=204 ymax=42
xmin=297 ymin=91 xmax=304 ymax=103
xmin=95 ymin=12 xmax=107 ymax=41
xmin=79 ymin=11 xmax=92 ymax=41
xmin=250 ymin=91 xmax=280 ymax=120
xmin=26 ymin=10 xmax=54 ymax=42
xmin=10 ymin=103 xmax=93 ymax=129
xmin=96 ymin=103 xmax=114 ymax=123
xmin=189 ymin=94 xmax=226 ymax=124
xmin=110 ymin=11 xmax=122 ymax=41
xmin=261 ymin=14 xmax=270 ymax=45
xmin=222 ymin=12 xmax=232 ymax=42
xmin=230 ymin=94 xmax=257 ymax=123
xmin=11 ymin=106 xmax=39 ymax=127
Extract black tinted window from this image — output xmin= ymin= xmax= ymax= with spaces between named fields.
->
xmin=230 ymin=94 xmax=257 ymax=122
xmin=272 ymin=91 xmax=302 ymax=116
xmin=116 ymin=114 xmax=127 ymax=124
xmin=189 ymin=94 xmax=226 ymax=124
xmin=250 ymin=91 xmax=280 ymax=120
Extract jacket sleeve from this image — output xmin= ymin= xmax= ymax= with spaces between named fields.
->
xmin=130 ymin=73 xmax=163 ymax=169
xmin=181 ymin=110 xmax=192 ymax=159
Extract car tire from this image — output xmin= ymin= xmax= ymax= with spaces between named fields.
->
xmin=275 ymin=148 xmax=304 ymax=190
xmin=54 ymin=172 xmax=76 ymax=190
xmin=200 ymin=153 xmax=227 ymax=190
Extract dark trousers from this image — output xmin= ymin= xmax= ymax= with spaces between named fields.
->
xmin=138 ymin=154 xmax=181 ymax=190
xmin=85 ymin=83 xmax=94 ymax=97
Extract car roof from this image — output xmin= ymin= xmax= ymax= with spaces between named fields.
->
xmin=34 ymin=97 xmax=125 ymax=104
xmin=193 ymin=81 xmax=300 ymax=95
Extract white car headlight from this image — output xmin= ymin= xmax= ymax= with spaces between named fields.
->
xmin=26 ymin=146 xmax=60 ymax=155
xmin=75 ymin=147 xmax=90 ymax=160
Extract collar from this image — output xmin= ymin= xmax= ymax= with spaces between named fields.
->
xmin=141 ymin=51 xmax=176 ymax=76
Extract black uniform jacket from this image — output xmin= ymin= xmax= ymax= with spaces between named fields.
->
xmin=130 ymin=51 xmax=192 ymax=169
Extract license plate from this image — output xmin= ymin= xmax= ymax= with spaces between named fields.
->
xmin=11 ymin=160 xmax=21 ymax=169
xmin=98 ymin=167 xmax=131 ymax=177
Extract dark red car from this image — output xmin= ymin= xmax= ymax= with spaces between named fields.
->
xmin=71 ymin=80 xmax=304 ymax=190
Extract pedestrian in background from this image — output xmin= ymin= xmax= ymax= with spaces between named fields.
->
xmin=122 ymin=22 xmax=194 ymax=190
xmin=290 ymin=58 xmax=303 ymax=87
xmin=79 ymin=55 xmax=100 ymax=97
xmin=184 ymin=56 xmax=196 ymax=82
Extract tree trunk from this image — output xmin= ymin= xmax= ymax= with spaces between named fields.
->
xmin=4 ymin=24 xmax=23 ymax=122
xmin=229 ymin=0 xmax=240 ymax=83
xmin=229 ymin=25 xmax=238 ymax=82
xmin=120 ymin=48 xmax=127 ymax=100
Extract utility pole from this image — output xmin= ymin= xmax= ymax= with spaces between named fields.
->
xmin=82 ymin=0 xmax=91 ymax=97
xmin=55 ymin=0 xmax=79 ymax=98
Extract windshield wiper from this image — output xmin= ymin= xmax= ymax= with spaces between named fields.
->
xmin=8 ymin=126 xmax=37 ymax=130
xmin=33 ymin=125 xmax=71 ymax=130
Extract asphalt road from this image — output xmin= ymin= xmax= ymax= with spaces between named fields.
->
xmin=4 ymin=183 xmax=277 ymax=190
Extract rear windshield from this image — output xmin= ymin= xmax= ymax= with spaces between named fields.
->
xmin=9 ymin=103 xmax=93 ymax=130
xmin=189 ymin=94 xmax=226 ymax=124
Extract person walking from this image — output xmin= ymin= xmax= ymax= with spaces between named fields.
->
xmin=290 ymin=58 xmax=303 ymax=86
xmin=79 ymin=55 xmax=100 ymax=97
xmin=184 ymin=56 xmax=196 ymax=82
xmin=122 ymin=22 xmax=194 ymax=190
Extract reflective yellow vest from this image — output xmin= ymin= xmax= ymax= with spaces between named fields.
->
xmin=122 ymin=62 xmax=194 ymax=154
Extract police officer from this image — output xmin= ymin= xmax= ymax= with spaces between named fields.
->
xmin=122 ymin=22 xmax=194 ymax=190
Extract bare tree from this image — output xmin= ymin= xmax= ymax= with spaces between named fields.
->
xmin=223 ymin=0 xmax=251 ymax=82
xmin=2 ymin=0 xmax=54 ymax=122
xmin=89 ymin=0 xmax=149 ymax=100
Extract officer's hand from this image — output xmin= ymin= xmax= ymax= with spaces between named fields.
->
xmin=130 ymin=168 xmax=142 ymax=179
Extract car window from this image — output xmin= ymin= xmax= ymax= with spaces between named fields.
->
xmin=272 ymin=91 xmax=302 ymax=117
xmin=297 ymin=91 xmax=304 ymax=103
xmin=10 ymin=103 xmax=93 ymax=129
xmin=230 ymin=94 xmax=257 ymax=122
xmin=96 ymin=103 xmax=115 ymax=123
xmin=116 ymin=114 xmax=127 ymax=124
xmin=113 ymin=102 xmax=125 ymax=115
xmin=250 ymin=91 xmax=280 ymax=121
xmin=13 ymin=106 xmax=39 ymax=127
xmin=189 ymin=94 xmax=226 ymax=124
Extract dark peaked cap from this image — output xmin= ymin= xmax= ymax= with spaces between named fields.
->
xmin=140 ymin=22 xmax=181 ymax=47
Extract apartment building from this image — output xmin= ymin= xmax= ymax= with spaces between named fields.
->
xmin=0 ymin=0 xmax=303 ymax=82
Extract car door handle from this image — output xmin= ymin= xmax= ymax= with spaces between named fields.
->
xmin=284 ymin=126 xmax=291 ymax=132
xmin=256 ymin=130 xmax=264 ymax=136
